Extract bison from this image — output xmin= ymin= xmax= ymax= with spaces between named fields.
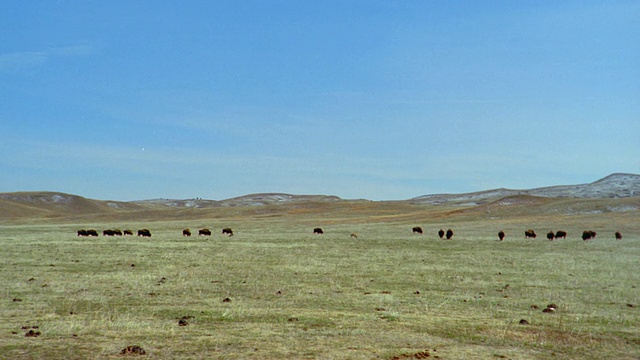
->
xmin=615 ymin=231 xmax=622 ymax=240
xmin=438 ymin=229 xmax=445 ymax=238
xmin=313 ymin=227 xmax=324 ymax=235
xmin=123 ymin=229 xmax=133 ymax=236
xmin=446 ymin=228 xmax=454 ymax=240
xmin=198 ymin=228 xmax=211 ymax=236
xmin=498 ymin=230 xmax=505 ymax=241
xmin=103 ymin=229 xmax=115 ymax=236
xmin=86 ymin=229 xmax=99 ymax=237
xmin=350 ymin=233 xmax=358 ymax=239
xmin=412 ymin=227 xmax=423 ymax=234
xmin=138 ymin=229 xmax=152 ymax=237
xmin=77 ymin=230 xmax=88 ymax=237
xmin=183 ymin=229 xmax=191 ymax=237
xmin=555 ymin=230 xmax=567 ymax=239
xmin=547 ymin=231 xmax=555 ymax=241
xmin=582 ymin=230 xmax=596 ymax=241
xmin=525 ymin=229 xmax=537 ymax=239
xmin=222 ymin=228 xmax=234 ymax=236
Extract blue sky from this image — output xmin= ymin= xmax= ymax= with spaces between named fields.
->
xmin=1 ymin=1 xmax=638 ymax=201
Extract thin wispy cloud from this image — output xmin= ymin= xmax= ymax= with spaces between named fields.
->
xmin=0 ymin=44 xmax=96 ymax=73
xmin=0 ymin=51 xmax=47 ymax=72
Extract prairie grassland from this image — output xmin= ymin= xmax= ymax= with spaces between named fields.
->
xmin=0 ymin=211 xmax=638 ymax=359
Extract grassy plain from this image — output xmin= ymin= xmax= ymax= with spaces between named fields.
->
xmin=1 ymin=202 xmax=639 ymax=359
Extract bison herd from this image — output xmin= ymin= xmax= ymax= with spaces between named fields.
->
xmin=409 ymin=227 xmax=622 ymax=242
xmin=78 ymin=229 xmax=149 ymax=237
xmin=78 ymin=227 xmax=235 ymax=238
xmin=77 ymin=226 xmax=624 ymax=242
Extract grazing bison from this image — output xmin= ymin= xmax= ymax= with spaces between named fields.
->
xmin=412 ymin=226 xmax=423 ymax=234
xmin=183 ymin=229 xmax=191 ymax=237
xmin=138 ymin=229 xmax=152 ymax=237
xmin=555 ymin=230 xmax=567 ymax=239
xmin=222 ymin=228 xmax=234 ymax=236
xmin=103 ymin=229 xmax=115 ymax=236
xmin=582 ymin=230 xmax=596 ymax=241
xmin=438 ymin=229 xmax=445 ymax=238
xmin=313 ymin=227 xmax=324 ymax=235
xmin=86 ymin=229 xmax=99 ymax=237
xmin=547 ymin=231 xmax=555 ymax=241
xmin=198 ymin=228 xmax=211 ymax=236
xmin=112 ymin=229 xmax=123 ymax=236
xmin=123 ymin=229 xmax=133 ymax=236
xmin=77 ymin=230 xmax=87 ymax=236
xmin=498 ymin=230 xmax=505 ymax=241
xmin=446 ymin=228 xmax=454 ymax=240
xmin=350 ymin=233 xmax=358 ymax=239
xmin=525 ymin=229 xmax=537 ymax=239
xmin=615 ymin=231 xmax=622 ymax=240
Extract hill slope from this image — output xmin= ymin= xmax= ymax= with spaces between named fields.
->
xmin=1 ymin=173 xmax=638 ymax=222
xmin=409 ymin=173 xmax=640 ymax=205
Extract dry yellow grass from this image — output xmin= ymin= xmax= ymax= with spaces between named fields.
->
xmin=0 ymin=197 xmax=638 ymax=359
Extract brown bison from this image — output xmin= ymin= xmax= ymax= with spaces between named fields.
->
xmin=582 ymin=230 xmax=596 ymax=241
xmin=198 ymin=228 xmax=211 ymax=236
xmin=412 ymin=226 xmax=423 ymax=234
xmin=123 ymin=229 xmax=133 ymax=236
xmin=350 ymin=233 xmax=358 ymax=239
xmin=438 ymin=229 xmax=445 ymax=238
xmin=313 ymin=227 xmax=324 ymax=235
xmin=83 ymin=229 xmax=99 ymax=237
xmin=138 ymin=229 xmax=151 ymax=237
xmin=222 ymin=228 xmax=234 ymax=236
xmin=525 ymin=229 xmax=537 ymax=239
xmin=183 ymin=229 xmax=191 ymax=237
xmin=615 ymin=231 xmax=622 ymax=240
xmin=555 ymin=230 xmax=567 ymax=239
xmin=445 ymin=228 xmax=454 ymax=240
xmin=498 ymin=230 xmax=505 ymax=241
xmin=138 ymin=229 xmax=152 ymax=237
xmin=546 ymin=231 xmax=555 ymax=241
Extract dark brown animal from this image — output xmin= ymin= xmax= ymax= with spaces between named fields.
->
xmin=77 ymin=230 xmax=88 ymax=236
xmin=182 ymin=229 xmax=191 ymax=237
xmin=313 ymin=227 xmax=324 ymax=235
xmin=222 ymin=228 xmax=234 ymax=236
xmin=555 ymin=230 xmax=567 ymax=239
xmin=198 ymin=228 xmax=211 ymax=236
xmin=498 ymin=230 xmax=505 ymax=241
xmin=86 ymin=229 xmax=99 ymax=237
xmin=615 ymin=231 xmax=622 ymax=240
xmin=112 ymin=229 xmax=123 ymax=236
xmin=438 ymin=229 xmax=445 ymax=238
xmin=525 ymin=229 xmax=537 ymax=239
xmin=582 ymin=230 xmax=596 ymax=241
xmin=547 ymin=231 xmax=555 ymax=241
xmin=412 ymin=227 xmax=423 ymax=234
xmin=123 ymin=229 xmax=133 ymax=236
xmin=137 ymin=229 xmax=152 ymax=237
xmin=103 ymin=229 xmax=115 ymax=236
xmin=446 ymin=228 xmax=454 ymax=240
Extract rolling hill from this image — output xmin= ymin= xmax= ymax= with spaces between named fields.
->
xmin=1 ymin=173 xmax=638 ymax=222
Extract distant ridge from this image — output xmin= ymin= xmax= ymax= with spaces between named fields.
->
xmin=408 ymin=173 xmax=640 ymax=205
xmin=0 ymin=173 xmax=638 ymax=220
xmin=132 ymin=193 xmax=342 ymax=208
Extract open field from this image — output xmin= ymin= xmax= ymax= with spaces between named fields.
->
xmin=1 ymin=200 xmax=639 ymax=359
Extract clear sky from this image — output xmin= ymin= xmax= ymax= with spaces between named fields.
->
xmin=1 ymin=1 xmax=638 ymax=201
